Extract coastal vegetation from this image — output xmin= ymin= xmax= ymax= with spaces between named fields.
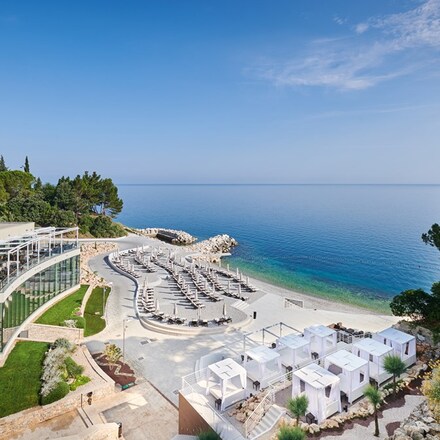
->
xmin=0 ymin=155 xmax=126 ymax=238
xmin=390 ymin=222 xmax=440 ymax=335
xmin=422 ymin=359 xmax=440 ymax=421
xmin=363 ymin=385 xmax=383 ymax=437
xmin=0 ymin=341 xmax=48 ymax=417
xmin=40 ymin=338 xmax=90 ymax=405
xmin=383 ymin=355 xmax=407 ymax=399
xmin=277 ymin=425 xmax=306 ymax=440
xmin=36 ymin=285 xmax=89 ymax=328
xmin=287 ymin=395 xmax=309 ymax=426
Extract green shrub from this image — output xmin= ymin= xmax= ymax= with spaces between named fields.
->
xmin=277 ymin=426 xmax=306 ymax=440
xmin=65 ymin=357 xmax=84 ymax=378
xmin=197 ymin=431 xmax=221 ymax=440
xmin=40 ymin=381 xmax=69 ymax=405
xmin=70 ymin=375 xmax=91 ymax=391
xmin=51 ymin=338 xmax=74 ymax=352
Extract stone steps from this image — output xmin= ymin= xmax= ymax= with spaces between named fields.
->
xmin=250 ymin=405 xmax=285 ymax=439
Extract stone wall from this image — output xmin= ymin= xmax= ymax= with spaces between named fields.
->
xmin=25 ymin=323 xmax=83 ymax=344
xmin=179 ymin=393 xmax=212 ymax=436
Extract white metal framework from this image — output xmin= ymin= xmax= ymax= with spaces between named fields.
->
xmin=373 ymin=327 xmax=416 ymax=367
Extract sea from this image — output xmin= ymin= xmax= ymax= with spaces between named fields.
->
xmin=116 ymin=184 xmax=440 ymax=313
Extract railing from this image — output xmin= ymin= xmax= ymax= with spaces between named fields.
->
xmin=244 ymin=389 xmax=274 ymax=438
xmin=0 ymin=242 xmax=78 ymax=293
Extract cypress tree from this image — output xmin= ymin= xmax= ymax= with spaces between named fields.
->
xmin=0 ymin=155 xmax=7 ymax=171
xmin=24 ymin=156 xmax=30 ymax=173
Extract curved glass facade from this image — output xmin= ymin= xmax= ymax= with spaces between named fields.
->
xmin=0 ymin=255 xmax=80 ymax=350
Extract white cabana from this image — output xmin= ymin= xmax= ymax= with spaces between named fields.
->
xmin=292 ymin=363 xmax=342 ymax=423
xmin=303 ymin=325 xmax=337 ymax=358
xmin=373 ymin=327 xmax=416 ymax=366
xmin=324 ymin=349 xmax=369 ymax=403
xmin=276 ymin=333 xmax=311 ymax=369
xmin=244 ymin=345 xmax=282 ymax=388
xmin=352 ymin=338 xmax=393 ymax=384
xmin=206 ymin=358 xmax=247 ymax=411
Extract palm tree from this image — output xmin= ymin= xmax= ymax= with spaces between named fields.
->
xmin=277 ymin=426 xmax=306 ymax=440
xmin=288 ymin=394 xmax=309 ymax=426
xmin=364 ymin=385 xmax=382 ymax=437
xmin=383 ymin=354 xmax=407 ymax=398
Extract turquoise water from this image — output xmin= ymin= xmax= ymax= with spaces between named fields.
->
xmin=116 ymin=185 xmax=440 ymax=312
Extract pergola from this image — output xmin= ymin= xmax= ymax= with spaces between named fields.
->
xmin=244 ymin=345 xmax=282 ymax=389
xmin=303 ymin=325 xmax=337 ymax=358
xmin=292 ymin=362 xmax=342 ymax=423
xmin=352 ymin=338 xmax=393 ymax=384
xmin=324 ymin=349 xmax=369 ymax=403
xmin=373 ymin=327 xmax=416 ymax=367
xmin=205 ymin=358 xmax=247 ymax=411
xmin=276 ymin=333 xmax=311 ymax=369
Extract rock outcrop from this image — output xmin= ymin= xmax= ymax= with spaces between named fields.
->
xmin=80 ymin=242 xmax=118 ymax=285
xmin=387 ymin=400 xmax=440 ymax=440
xmin=134 ymin=228 xmax=197 ymax=245
xmin=188 ymin=234 xmax=238 ymax=261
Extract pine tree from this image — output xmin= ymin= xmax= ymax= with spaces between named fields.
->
xmin=0 ymin=155 xmax=7 ymax=172
xmin=24 ymin=156 xmax=30 ymax=173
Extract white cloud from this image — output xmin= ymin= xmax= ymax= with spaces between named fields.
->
xmin=255 ymin=0 xmax=440 ymax=91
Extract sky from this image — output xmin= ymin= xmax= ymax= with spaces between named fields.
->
xmin=1 ymin=0 xmax=440 ymax=184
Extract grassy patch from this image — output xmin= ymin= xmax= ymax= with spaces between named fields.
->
xmin=0 ymin=341 xmax=48 ymax=417
xmin=35 ymin=285 xmax=89 ymax=327
xmin=84 ymin=287 xmax=110 ymax=337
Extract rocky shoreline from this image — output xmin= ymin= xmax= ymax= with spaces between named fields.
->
xmin=133 ymin=227 xmax=197 ymax=245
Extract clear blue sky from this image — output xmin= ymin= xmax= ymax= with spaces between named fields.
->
xmin=1 ymin=0 xmax=439 ymax=184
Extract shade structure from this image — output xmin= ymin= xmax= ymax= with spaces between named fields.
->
xmin=352 ymin=338 xmax=393 ymax=384
xmin=276 ymin=333 xmax=311 ymax=368
xmin=174 ymin=302 xmax=178 ymax=317
xmin=324 ymin=349 xmax=369 ymax=403
xmin=197 ymin=307 xmax=202 ymax=321
xmin=195 ymin=289 xmax=198 ymax=300
xmin=238 ymin=284 xmax=242 ymax=296
xmin=244 ymin=345 xmax=282 ymax=389
xmin=292 ymin=362 xmax=342 ymax=423
xmin=373 ymin=327 xmax=416 ymax=366
xmin=223 ymin=302 xmax=227 ymax=317
xmin=227 ymin=281 xmax=231 ymax=293
xmin=304 ymin=325 xmax=337 ymax=358
xmin=236 ymin=267 xmax=239 ymax=276
xmin=205 ymin=358 xmax=247 ymax=411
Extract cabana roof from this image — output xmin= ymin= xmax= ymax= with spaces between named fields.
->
xmin=293 ymin=362 xmax=339 ymax=389
xmin=305 ymin=324 xmax=336 ymax=338
xmin=376 ymin=327 xmax=414 ymax=344
xmin=325 ymin=349 xmax=368 ymax=372
xmin=278 ymin=334 xmax=309 ymax=350
xmin=208 ymin=358 xmax=246 ymax=381
xmin=246 ymin=345 xmax=280 ymax=363
xmin=353 ymin=338 xmax=393 ymax=356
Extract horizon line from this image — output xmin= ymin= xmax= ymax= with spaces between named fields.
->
xmin=116 ymin=183 xmax=440 ymax=186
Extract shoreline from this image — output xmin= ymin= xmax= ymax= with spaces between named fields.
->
xmin=109 ymin=232 xmax=393 ymax=317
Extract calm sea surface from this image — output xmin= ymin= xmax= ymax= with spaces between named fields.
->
xmin=116 ymin=185 xmax=440 ymax=312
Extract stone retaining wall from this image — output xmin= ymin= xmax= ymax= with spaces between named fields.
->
xmin=0 ymin=346 xmax=115 ymax=440
xmin=25 ymin=323 xmax=83 ymax=344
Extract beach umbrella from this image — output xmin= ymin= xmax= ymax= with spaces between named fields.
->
xmin=238 ymin=284 xmax=242 ymax=296
xmin=174 ymin=302 xmax=178 ymax=317
xmin=155 ymin=298 xmax=160 ymax=311
xmin=212 ymin=283 xmax=216 ymax=294
xmin=246 ymin=276 xmax=249 ymax=285
xmin=236 ymin=267 xmax=239 ymax=277
xmin=219 ymin=259 xmax=222 ymax=268
xmin=196 ymin=273 xmax=200 ymax=283
xmin=197 ymin=307 xmax=201 ymax=321
xmin=239 ymin=272 xmax=242 ymax=281
xmin=227 ymin=263 xmax=230 ymax=272
xmin=195 ymin=289 xmax=198 ymax=300
xmin=228 ymin=281 xmax=231 ymax=293
xmin=223 ymin=302 xmax=227 ymax=317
